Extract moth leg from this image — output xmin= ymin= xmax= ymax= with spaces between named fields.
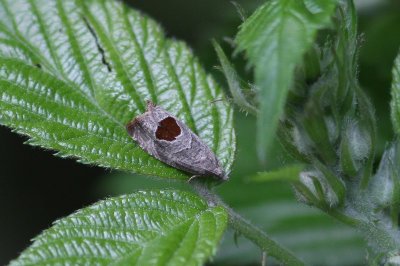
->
xmin=187 ymin=175 xmax=200 ymax=183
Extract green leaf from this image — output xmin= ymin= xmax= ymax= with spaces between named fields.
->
xmin=248 ymin=164 xmax=304 ymax=182
xmin=236 ymin=0 xmax=337 ymax=161
xmin=0 ymin=0 xmax=235 ymax=179
xmin=10 ymin=190 xmax=228 ymax=266
xmin=213 ymin=41 xmax=258 ymax=115
xmin=391 ymin=51 xmax=400 ymax=134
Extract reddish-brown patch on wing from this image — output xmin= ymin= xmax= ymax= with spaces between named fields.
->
xmin=156 ymin=116 xmax=181 ymax=141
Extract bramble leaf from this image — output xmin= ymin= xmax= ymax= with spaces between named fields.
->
xmin=391 ymin=51 xmax=400 ymax=134
xmin=213 ymin=41 xmax=258 ymax=115
xmin=10 ymin=190 xmax=228 ymax=266
xmin=236 ymin=0 xmax=336 ymax=161
xmin=0 ymin=0 xmax=235 ymax=179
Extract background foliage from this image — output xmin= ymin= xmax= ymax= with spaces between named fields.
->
xmin=1 ymin=0 xmax=400 ymax=265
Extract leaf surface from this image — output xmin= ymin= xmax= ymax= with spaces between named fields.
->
xmin=0 ymin=0 xmax=235 ymax=179
xmin=391 ymin=51 xmax=400 ymax=133
xmin=236 ymin=0 xmax=336 ymax=160
xmin=10 ymin=190 xmax=228 ymax=266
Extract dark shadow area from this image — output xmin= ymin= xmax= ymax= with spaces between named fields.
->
xmin=0 ymin=126 xmax=106 ymax=263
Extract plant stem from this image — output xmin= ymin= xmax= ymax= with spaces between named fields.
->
xmin=225 ymin=204 xmax=306 ymax=266
xmin=327 ymin=208 xmax=400 ymax=253
xmin=325 ymin=209 xmax=361 ymax=228
xmin=191 ymin=180 xmax=306 ymax=266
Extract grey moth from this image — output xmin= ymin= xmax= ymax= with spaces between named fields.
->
xmin=126 ymin=101 xmax=228 ymax=181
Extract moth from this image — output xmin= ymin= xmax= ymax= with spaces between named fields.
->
xmin=126 ymin=101 xmax=228 ymax=181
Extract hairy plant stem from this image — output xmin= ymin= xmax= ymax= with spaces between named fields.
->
xmin=191 ymin=180 xmax=306 ymax=266
xmin=324 ymin=206 xmax=400 ymax=255
xmin=325 ymin=209 xmax=362 ymax=228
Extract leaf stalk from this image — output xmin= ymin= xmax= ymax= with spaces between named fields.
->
xmin=191 ymin=180 xmax=306 ymax=266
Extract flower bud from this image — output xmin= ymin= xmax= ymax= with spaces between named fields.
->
xmin=369 ymin=142 xmax=400 ymax=209
xmin=297 ymin=170 xmax=340 ymax=207
xmin=339 ymin=119 xmax=372 ymax=178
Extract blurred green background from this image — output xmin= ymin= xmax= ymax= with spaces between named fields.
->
xmin=1 ymin=0 xmax=399 ymax=265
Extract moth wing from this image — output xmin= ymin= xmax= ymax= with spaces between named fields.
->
xmin=126 ymin=117 xmax=159 ymax=158
xmin=126 ymin=103 xmax=226 ymax=179
xmin=155 ymin=132 xmax=224 ymax=177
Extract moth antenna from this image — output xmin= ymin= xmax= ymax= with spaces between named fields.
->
xmin=210 ymin=98 xmax=224 ymax=104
